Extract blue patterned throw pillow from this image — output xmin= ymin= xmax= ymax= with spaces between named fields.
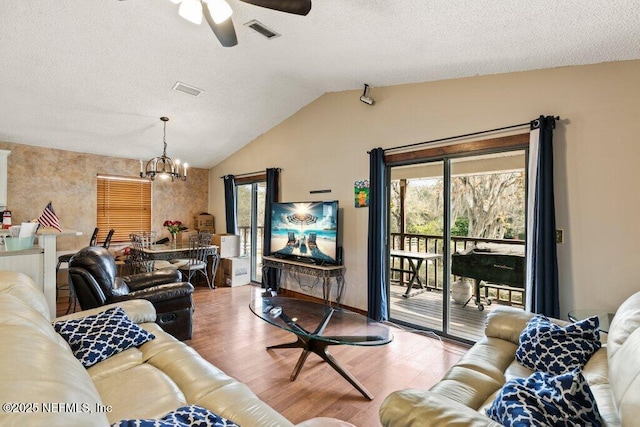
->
xmin=54 ymin=306 xmax=155 ymax=368
xmin=515 ymin=315 xmax=600 ymax=375
xmin=112 ymin=405 xmax=240 ymax=427
xmin=487 ymin=369 xmax=602 ymax=426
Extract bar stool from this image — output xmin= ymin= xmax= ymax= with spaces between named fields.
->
xmin=56 ymin=228 xmax=114 ymax=314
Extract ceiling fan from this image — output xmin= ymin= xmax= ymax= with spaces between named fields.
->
xmin=170 ymin=0 xmax=312 ymax=47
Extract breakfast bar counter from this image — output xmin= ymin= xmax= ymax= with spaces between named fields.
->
xmin=0 ymin=229 xmax=81 ymax=317
xmin=0 ymin=246 xmax=43 ymax=256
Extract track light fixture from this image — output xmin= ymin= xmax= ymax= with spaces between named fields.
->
xmin=360 ymin=83 xmax=375 ymax=106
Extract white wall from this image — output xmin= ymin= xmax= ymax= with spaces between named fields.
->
xmin=209 ymin=60 xmax=640 ymax=317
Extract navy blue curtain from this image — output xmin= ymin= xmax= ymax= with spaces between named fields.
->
xmin=223 ymin=175 xmax=237 ymax=234
xmin=526 ymin=115 xmax=559 ymax=318
xmin=262 ymin=168 xmax=280 ymax=290
xmin=367 ymin=148 xmax=389 ymax=321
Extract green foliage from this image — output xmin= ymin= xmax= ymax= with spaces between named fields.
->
xmin=451 ymin=217 xmax=469 ymax=237
xmin=390 ymin=166 xmax=525 ymax=241
xmin=408 ymin=220 xmax=442 ymax=236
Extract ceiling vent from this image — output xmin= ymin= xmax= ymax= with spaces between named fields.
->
xmin=172 ymin=82 xmax=203 ymax=97
xmin=244 ymin=20 xmax=280 ymax=40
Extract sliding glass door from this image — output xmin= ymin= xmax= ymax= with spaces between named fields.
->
xmin=388 ymin=149 xmax=526 ymax=342
xmin=236 ymin=181 xmax=266 ymax=282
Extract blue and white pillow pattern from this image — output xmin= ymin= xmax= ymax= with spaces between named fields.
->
xmin=515 ymin=314 xmax=601 ymax=376
xmin=54 ymin=306 xmax=155 ymax=368
xmin=112 ymin=405 xmax=240 ymax=427
xmin=487 ymin=369 xmax=603 ymax=426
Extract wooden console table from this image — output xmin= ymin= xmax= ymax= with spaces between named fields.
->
xmin=262 ymin=255 xmax=345 ymax=305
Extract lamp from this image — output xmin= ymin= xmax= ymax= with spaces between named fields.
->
xmin=360 ymin=83 xmax=375 ymax=105
xmin=140 ymin=117 xmax=188 ymax=182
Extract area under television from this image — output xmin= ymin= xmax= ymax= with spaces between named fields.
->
xmin=270 ymin=201 xmax=339 ymax=265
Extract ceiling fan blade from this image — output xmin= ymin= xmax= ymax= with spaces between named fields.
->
xmin=239 ymin=0 xmax=311 ymax=16
xmin=203 ymin=1 xmax=238 ymax=47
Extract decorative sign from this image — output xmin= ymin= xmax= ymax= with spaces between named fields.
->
xmin=354 ymin=180 xmax=370 ymax=208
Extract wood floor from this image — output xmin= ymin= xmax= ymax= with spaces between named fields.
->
xmin=389 ymin=285 xmax=492 ymax=341
xmin=56 ymin=281 xmax=470 ymax=427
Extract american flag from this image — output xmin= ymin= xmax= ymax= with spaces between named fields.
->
xmin=38 ymin=201 xmax=62 ymax=232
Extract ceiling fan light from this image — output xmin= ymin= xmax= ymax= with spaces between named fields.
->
xmin=179 ymin=0 xmax=203 ymax=25
xmin=205 ymin=0 xmax=233 ymax=24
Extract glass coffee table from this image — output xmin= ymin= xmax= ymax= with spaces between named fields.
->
xmin=568 ymin=309 xmax=615 ymax=333
xmin=250 ymin=293 xmax=392 ymax=400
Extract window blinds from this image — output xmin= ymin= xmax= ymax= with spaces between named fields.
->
xmin=97 ymin=175 xmax=151 ymax=243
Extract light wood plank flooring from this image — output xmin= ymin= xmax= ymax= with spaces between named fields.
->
xmin=57 ymin=281 xmax=470 ymax=426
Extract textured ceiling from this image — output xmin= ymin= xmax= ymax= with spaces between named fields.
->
xmin=0 ymin=1 xmax=639 ymax=168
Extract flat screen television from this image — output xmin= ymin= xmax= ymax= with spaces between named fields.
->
xmin=270 ymin=200 xmax=340 ymax=265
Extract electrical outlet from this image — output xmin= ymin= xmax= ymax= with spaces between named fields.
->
xmin=556 ymin=229 xmax=564 ymax=244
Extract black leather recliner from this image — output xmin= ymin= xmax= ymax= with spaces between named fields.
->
xmin=68 ymin=246 xmax=195 ymax=340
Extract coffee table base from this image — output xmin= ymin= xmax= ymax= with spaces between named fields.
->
xmin=267 ymin=337 xmax=374 ymax=400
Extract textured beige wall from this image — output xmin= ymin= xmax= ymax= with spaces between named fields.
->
xmin=209 ymin=60 xmax=640 ymax=317
xmin=0 ymin=141 xmax=208 ymax=251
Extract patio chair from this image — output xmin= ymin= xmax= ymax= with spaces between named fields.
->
xmin=286 ymin=231 xmax=296 ymax=246
xmin=308 ymin=232 xmax=317 ymax=249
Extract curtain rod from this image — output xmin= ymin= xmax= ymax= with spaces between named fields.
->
xmin=380 ymin=116 xmax=560 ymax=154
xmin=219 ymin=168 xmax=281 ymax=179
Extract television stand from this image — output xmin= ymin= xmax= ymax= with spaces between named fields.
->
xmin=262 ymin=255 xmax=345 ymax=306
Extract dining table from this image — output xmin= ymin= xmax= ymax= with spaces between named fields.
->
xmin=140 ymin=243 xmax=218 ymax=260
xmin=126 ymin=243 xmax=220 ymax=285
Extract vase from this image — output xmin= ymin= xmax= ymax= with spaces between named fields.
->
xmin=170 ymin=232 xmax=178 ymax=249
xmin=451 ymin=278 xmax=473 ymax=305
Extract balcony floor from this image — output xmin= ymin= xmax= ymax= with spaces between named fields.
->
xmin=389 ymin=284 xmax=519 ymax=342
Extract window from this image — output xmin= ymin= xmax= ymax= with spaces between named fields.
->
xmin=97 ymin=175 xmax=151 ymax=243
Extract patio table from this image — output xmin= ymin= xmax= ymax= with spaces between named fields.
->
xmin=390 ymin=249 xmax=442 ymax=298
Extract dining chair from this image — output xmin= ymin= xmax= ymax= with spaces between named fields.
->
xmin=128 ymin=232 xmax=177 ymax=274
xmin=170 ymin=232 xmax=214 ymax=290
xmin=197 ymin=231 xmax=220 ymax=288
xmin=128 ymin=233 xmax=155 ymax=274
xmin=208 ymin=250 xmax=221 ymax=289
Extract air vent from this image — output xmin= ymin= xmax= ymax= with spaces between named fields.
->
xmin=172 ymin=82 xmax=203 ymax=97
xmin=244 ymin=20 xmax=280 ymax=40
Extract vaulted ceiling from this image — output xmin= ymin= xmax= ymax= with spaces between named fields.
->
xmin=1 ymin=1 xmax=638 ymax=168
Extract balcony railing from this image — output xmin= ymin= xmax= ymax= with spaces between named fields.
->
xmin=390 ymin=232 xmax=525 ymax=306
xmin=237 ymin=225 xmax=264 ymax=257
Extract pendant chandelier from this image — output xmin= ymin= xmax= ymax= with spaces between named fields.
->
xmin=140 ymin=117 xmax=188 ymax=181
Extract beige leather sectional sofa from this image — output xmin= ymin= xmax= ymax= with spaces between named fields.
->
xmin=380 ymin=292 xmax=640 ymax=426
xmin=0 ymin=271 xmax=351 ymax=427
